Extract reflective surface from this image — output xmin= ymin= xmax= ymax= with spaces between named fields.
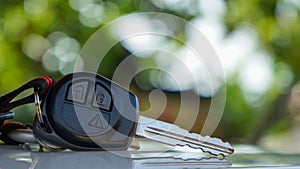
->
xmin=1 ymin=139 xmax=300 ymax=169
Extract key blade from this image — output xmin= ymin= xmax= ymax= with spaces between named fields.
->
xmin=147 ymin=126 xmax=234 ymax=156
xmin=136 ymin=116 xmax=234 ymax=157
xmin=136 ymin=116 xmax=184 ymax=147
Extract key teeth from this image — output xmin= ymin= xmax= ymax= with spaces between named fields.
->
xmin=188 ymin=133 xmax=234 ymax=156
xmin=189 ymin=133 xmax=233 ymax=149
xmin=183 ymin=143 xmax=227 ymax=157
xmin=224 ymin=141 xmax=232 ymax=148
xmin=176 ymin=140 xmax=231 ymax=157
xmin=200 ymin=147 xmax=231 ymax=157
xmin=139 ymin=117 xmax=234 ymax=156
xmin=208 ymin=136 xmax=233 ymax=147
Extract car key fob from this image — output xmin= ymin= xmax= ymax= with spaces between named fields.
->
xmin=32 ymin=72 xmax=139 ymax=151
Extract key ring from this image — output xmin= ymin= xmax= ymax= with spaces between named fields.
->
xmin=34 ymin=90 xmax=44 ymax=126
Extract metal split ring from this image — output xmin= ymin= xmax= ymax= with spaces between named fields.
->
xmin=34 ymin=91 xmax=44 ymax=125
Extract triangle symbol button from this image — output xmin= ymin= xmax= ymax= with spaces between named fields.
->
xmin=88 ymin=114 xmax=104 ymax=129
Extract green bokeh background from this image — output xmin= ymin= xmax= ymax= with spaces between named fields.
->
xmin=1 ymin=0 xmax=300 ymax=151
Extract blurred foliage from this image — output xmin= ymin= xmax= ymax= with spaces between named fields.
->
xmin=0 ymin=0 xmax=299 ymax=146
xmin=221 ymin=0 xmax=300 ymax=143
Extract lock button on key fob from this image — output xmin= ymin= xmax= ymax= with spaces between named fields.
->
xmin=33 ymin=72 xmax=139 ymax=151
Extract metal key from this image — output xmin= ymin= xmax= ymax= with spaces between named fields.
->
xmin=7 ymin=115 xmax=234 ymax=157
xmin=3 ymin=72 xmax=234 ymax=157
xmin=136 ymin=116 xmax=234 ymax=157
xmin=7 ymin=116 xmax=234 ymax=157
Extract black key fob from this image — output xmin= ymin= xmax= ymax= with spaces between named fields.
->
xmin=32 ymin=72 xmax=139 ymax=151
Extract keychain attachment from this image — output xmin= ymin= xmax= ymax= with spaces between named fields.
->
xmin=0 ymin=76 xmax=54 ymax=115
xmin=0 ymin=76 xmax=55 ymax=145
xmin=34 ymin=90 xmax=44 ymax=126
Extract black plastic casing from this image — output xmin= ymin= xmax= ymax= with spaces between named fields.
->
xmin=33 ymin=72 xmax=139 ymax=151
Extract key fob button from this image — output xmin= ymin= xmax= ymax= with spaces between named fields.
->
xmin=62 ymin=103 xmax=110 ymax=136
xmin=66 ymin=81 xmax=88 ymax=104
xmin=92 ymin=84 xmax=112 ymax=111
